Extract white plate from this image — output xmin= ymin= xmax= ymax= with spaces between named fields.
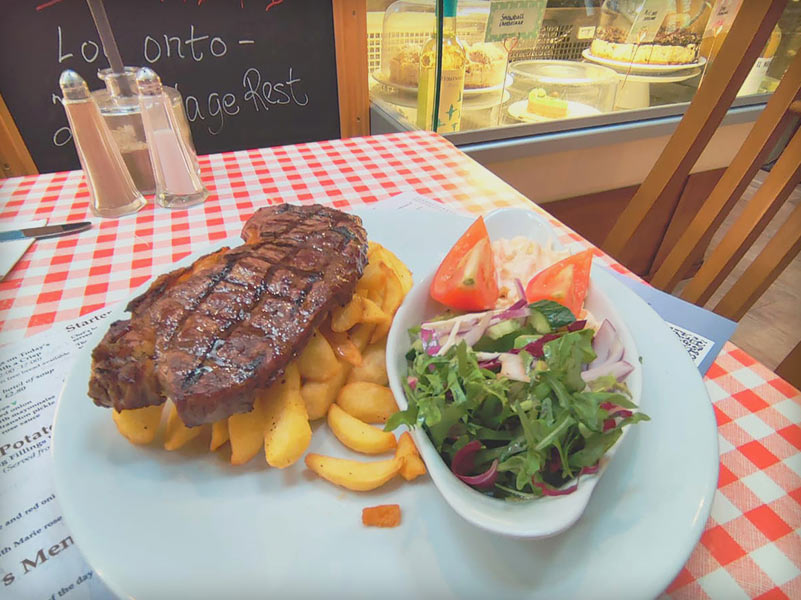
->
xmin=507 ymin=99 xmax=601 ymax=123
xmin=386 ymin=208 xmax=642 ymax=538
xmin=582 ymin=49 xmax=706 ymax=74
xmin=52 ymin=206 xmax=718 ymax=600
xmin=372 ymin=70 xmax=511 ymax=97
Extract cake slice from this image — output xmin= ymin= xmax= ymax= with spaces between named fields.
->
xmin=527 ymin=88 xmax=568 ymax=119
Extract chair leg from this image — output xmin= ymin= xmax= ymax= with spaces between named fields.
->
xmin=775 ymin=340 xmax=801 ymax=390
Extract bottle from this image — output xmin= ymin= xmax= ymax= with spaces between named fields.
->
xmin=136 ymin=67 xmax=208 ymax=209
xmin=416 ymin=0 xmax=466 ymax=133
xmin=59 ymin=70 xmax=146 ymax=218
xmin=739 ymin=26 xmax=782 ymax=96
xmin=699 ymin=0 xmax=783 ymax=96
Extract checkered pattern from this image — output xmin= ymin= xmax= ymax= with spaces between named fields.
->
xmin=0 ymin=131 xmax=798 ymax=598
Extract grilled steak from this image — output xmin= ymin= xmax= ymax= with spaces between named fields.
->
xmin=88 ymin=204 xmax=368 ymax=426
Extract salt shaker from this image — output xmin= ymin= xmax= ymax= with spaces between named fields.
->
xmin=59 ymin=70 xmax=146 ymax=218
xmin=136 ymin=67 xmax=208 ymax=209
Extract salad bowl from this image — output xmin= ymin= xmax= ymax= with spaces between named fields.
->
xmin=386 ymin=207 xmax=643 ymax=538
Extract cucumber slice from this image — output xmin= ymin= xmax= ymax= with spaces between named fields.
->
xmin=528 ymin=310 xmax=551 ymax=334
xmin=486 ymin=319 xmax=521 ymax=340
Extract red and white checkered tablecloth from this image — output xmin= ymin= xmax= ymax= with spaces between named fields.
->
xmin=0 ymin=130 xmax=798 ymax=599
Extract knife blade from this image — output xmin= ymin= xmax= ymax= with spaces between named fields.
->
xmin=0 ymin=221 xmax=92 ymax=242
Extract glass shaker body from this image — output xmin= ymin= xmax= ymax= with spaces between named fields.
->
xmin=59 ymin=70 xmax=146 ymax=218
xmin=137 ymin=68 xmax=208 ymax=209
xmin=94 ymin=67 xmax=197 ymax=195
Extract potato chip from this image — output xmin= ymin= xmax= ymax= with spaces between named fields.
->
xmin=319 ymin=322 xmax=362 ymax=367
xmin=297 ymin=331 xmax=340 ymax=381
xmin=360 ymin=297 xmax=390 ymax=325
xmin=112 ymin=404 xmax=164 ymax=445
xmin=327 ymin=404 xmax=397 ymax=454
xmin=301 ymin=359 xmax=347 ymax=421
xmin=347 ymin=342 xmax=387 ymax=386
xmin=210 ymin=420 xmax=230 ymax=451
xmin=396 ymin=432 xmax=427 ymax=481
xmin=304 ymin=454 xmax=402 ymax=491
xmin=371 ymin=243 xmax=413 ymax=294
xmin=228 ymin=398 xmax=266 ymax=466
xmin=349 ymin=323 xmax=376 ymax=352
xmin=379 ymin=263 xmax=404 ymax=317
xmin=336 ymin=381 xmax=399 ymax=424
xmin=263 ymin=363 xmax=312 ymax=468
xmin=355 ymin=260 xmax=386 ymax=298
xmin=331 ymin=296 xmax=364 ymax=333
xmin=164 ymin=403 xmax=205 ymax=451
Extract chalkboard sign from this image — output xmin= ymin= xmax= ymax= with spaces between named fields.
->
xmin=0 ymin=0 xmax=344 ymax=174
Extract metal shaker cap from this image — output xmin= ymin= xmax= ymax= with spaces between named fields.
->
xmin=135 ymin=67 xmax=164 ymax=96
xmin=59 ymin=70 xmax=90 ymax=101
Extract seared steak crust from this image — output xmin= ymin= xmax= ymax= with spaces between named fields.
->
xmin=89 ymin=204 xmax=368 ymax=426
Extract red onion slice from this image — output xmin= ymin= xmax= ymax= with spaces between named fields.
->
xmin=588 ymin=320 xmax=616 ymax=368
xmin=425 ymin=343 xmax=441 ymax=356
xmin=533 ymin=480 xmax=579 ymax=496
xmin=581 ymin=360 xmax=633 ymax=383
xmin=533 ymin=462 xmax=601 ymax=497
xmin=514 ymin=278 xmax=527 ymax=302
xmin=451 ymin=439 xmax=482 ymax=476
xmin=567 ymin=319 xmax=587 ymax=332
xmin=455 ymin=459 xmax=499 ymax=489
xmin=461 ymin=312 xmax=493 ymax=348
xmin=609 ymin=408 xmax=633 ymax=420
xmin=513 ymin=333 xmax=560 ymax=358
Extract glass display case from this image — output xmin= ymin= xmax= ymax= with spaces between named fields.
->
xmin=368 ymin=0 xmax=798 ymax=137
xmin=367 ymin=0 xmax=799 ymax=217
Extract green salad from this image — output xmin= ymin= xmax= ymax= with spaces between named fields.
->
xmin=386 ymin=300 xmax=649 ymax=500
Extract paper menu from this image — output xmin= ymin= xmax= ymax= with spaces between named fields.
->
xmin=0 ymin=309 xmax=115 ymax=600
xmin=364 ymin=190 xmax=464 ymax=215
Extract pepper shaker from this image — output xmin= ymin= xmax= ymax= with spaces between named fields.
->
xmin=59 ymin=70 xmax=146 ymax=218
xmin=136 ymin=67 xmax=208 ymax=209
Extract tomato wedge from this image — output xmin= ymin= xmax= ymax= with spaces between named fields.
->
xmin=525 ymin=249 xmax=593 ymax=317
xmin=430 ymin=216 xmax=499 ymax=311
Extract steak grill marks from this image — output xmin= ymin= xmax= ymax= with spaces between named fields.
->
xmin=89 ymin=204 xmax=368 ymax=426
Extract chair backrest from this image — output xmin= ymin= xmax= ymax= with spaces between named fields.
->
xmin=601 ymin=0 xmax=801 ymax=323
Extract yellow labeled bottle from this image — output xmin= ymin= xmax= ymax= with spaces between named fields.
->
xmin=416 ymin=0 xmax=466 ymax=133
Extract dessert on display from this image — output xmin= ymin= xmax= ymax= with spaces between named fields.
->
xmin=463 ymin=42 xmax=508 ymax=88
xmin=589 ymin=0 xmax=711 ymax=65
xmin=388 ymin=45 xmax=422 ymax=87
xmin=506 ymin=60 xmax=616 ymax=123
xmin=526 ymin=88 xmax=568 ymax=119
xmin=387 ymin=41 xmax=507 ymax=89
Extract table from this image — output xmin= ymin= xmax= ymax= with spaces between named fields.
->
xmin=1 ymin=130 xmax=799 ymax=599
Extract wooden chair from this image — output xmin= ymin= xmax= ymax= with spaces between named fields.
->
xmin=600 ymin=1 xmax=801 ymax=387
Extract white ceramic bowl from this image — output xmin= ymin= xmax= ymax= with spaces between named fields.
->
xmin=386 ymin=207 xmax=643 ymax=538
